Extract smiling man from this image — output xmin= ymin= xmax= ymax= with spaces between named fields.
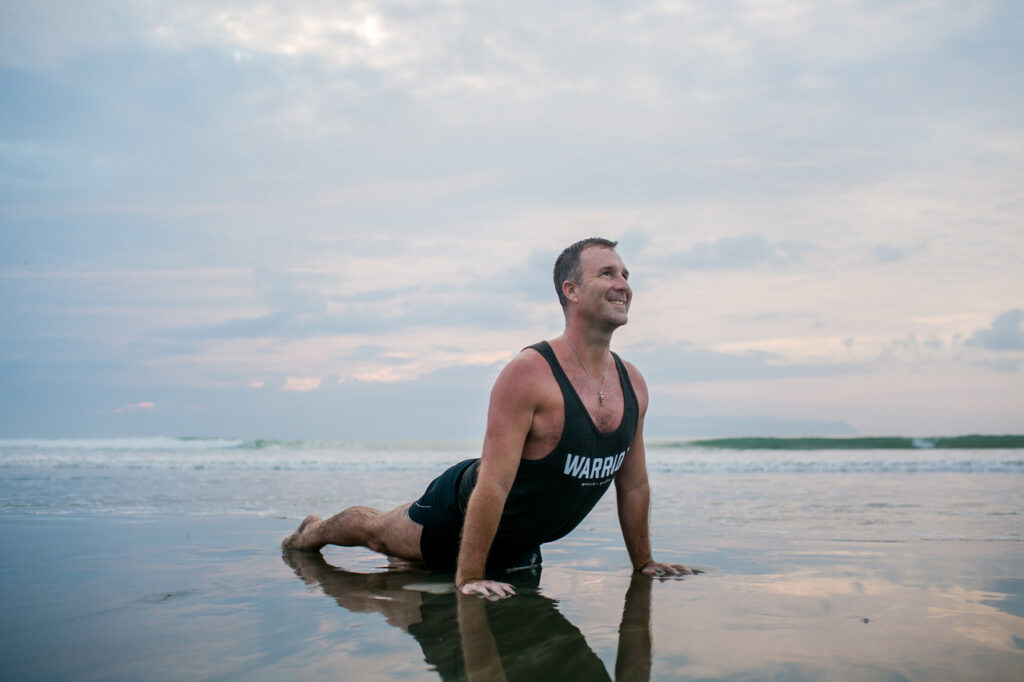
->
xmin=283 ymin=238 xmax=694 ymax=597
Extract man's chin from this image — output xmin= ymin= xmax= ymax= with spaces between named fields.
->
xmin=603 ymin=313 xmax=628 ymax=330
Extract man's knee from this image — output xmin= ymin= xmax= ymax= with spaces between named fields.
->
xmin=369 ymin=504 xmax=422 ymax=559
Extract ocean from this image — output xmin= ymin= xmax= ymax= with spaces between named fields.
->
xmin=1 ymin=436 xmax=1021 ymax=680
xmin=2 ymin=436 xmax=1021 ymax=543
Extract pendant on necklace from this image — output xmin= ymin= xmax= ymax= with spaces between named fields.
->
xmin=599 ymin=392 xmax=606 ymax=407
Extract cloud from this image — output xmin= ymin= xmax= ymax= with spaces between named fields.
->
xmin=872 ymin=244 xmax=907 ymax=264
xmin=968 ymin=309 xmax=1024 ymax=351
xmin=643 ymin=414 xmax=857 ymax=438
xmin=870 ymin=241 xmax=928 ymax=265
xmin=471 ymin=248 xmax=555 ymax=302
xmin=112 ymin=401 xmax=155 ymax=414
xmin=628 ymin=343 xmax=851 ymax=384
xmin=148 ymin=3 xmax=402 ymax=71
xmin=174 ymin=255 xmax=559 ymax=343
xmin=281 ymin=377 xmax=321 ymax=392
xmin=1 ymin=1 xmax=1021 ymax=439
xmin=176 ymin=289 xmax=536 ymax=341
xmin=667 ymin=235 xmax=812 ymax=270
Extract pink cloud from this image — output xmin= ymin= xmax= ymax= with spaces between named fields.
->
xmin=281 ymin=377 xmax=321 ymax=392
xmin=113 ymin=401 xmax=156 ymax=414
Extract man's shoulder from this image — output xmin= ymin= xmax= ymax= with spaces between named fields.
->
xmin=618 ymin=356 xmax=645 ymax=380
xmin=501 ymin=344 xmax=555 ymax=380
xmin=618 ymin=356 xmax=649 ymax=405
xmin=490 ymin=344 xmax=559 ymax=400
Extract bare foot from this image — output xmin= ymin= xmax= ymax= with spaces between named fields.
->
xmin=281 ymin=514 xmax=323 ymax=550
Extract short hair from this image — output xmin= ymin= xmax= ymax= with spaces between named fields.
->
xmin=553 ymin=237 xmax=619 ymax=309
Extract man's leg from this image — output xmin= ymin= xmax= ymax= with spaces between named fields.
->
xmin=282 ymin=502 xmax=424 ymax=562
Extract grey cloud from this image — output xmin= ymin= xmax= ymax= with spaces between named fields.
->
xmin=628 ymin=343 xmax=852 ymax=384
xmin=171 ymin=268 xmax=337 ymax=341
xmin=343 ymin=345 xmax=404 ymax=365
xmin=968 ymin=309 xmax=1024 ymax=351
xmin=192 ymin=257 xmax=558 ymax=342
xmin=399 ymin=295 xmax=540 ymax=331
xmin=871 ymin=242 xmax=927 ymax=265
xmin=256 ymin=268 xmax=327 ymax=317
xmin=332 ymin=286 xmax=418 ymax=304
xmin=174 ymin=284 xmax=538 ymax=342
xmin=0 ymin=368 xmax=492 ymax=440
xmin=667 ymin=235 xmax=812 ymax=271
xmin=175 ymin=307 xmax=404 ymax=341
xmin=466 ymin=249 xmax=557 ymax=304
xmin=2 ymin=1 xmax=1020 ymax=440
xmin=644 ymin=415 xmax=857 ymax=438
xmin=615 ymin=229 xmax=654 ymax=259
xmin=986 ymin=358 xmax=1020 ymax=373
xmin=720 ymin=311 xmax=826 ymax=327
xmin=872 ymin=244 xmax=907 ymax=263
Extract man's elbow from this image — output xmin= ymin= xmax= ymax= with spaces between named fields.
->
xmin=470 ymin=478 xmax=512 ymax=510
xmin=615 ymin=473 xmax=650 ymax=496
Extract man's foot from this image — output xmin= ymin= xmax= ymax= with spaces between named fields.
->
xmin=281 ymin=514 xmax=324 ymax=550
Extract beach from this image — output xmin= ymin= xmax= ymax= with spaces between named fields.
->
xmin=1 ymin=438 xmax=1022 ymax=680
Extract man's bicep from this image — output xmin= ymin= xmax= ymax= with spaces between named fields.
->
xmin=624 ymin=360 xmax=649 ymax=417
xmin=615 ymin=416 xmax=649 ymax=493
xmin=477 ymin=361 xmax=540 ymax=486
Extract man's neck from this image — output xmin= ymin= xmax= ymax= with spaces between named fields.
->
xmin=561 ymin=326 xmax=613 ymax=370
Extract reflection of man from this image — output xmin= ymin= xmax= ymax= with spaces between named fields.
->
xmin=283 ymin=238 xmax=694 ymax=597
xmin=281 ymin=550 xmax=654 ymax=682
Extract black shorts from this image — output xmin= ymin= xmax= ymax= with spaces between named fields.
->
xmin=408 ymin=458 xmax=475 ymax=571
xmin=408 ymin=458 xmax=542 ymax=573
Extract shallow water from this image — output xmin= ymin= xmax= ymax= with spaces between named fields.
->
xmin=0 ymin=439 xmax=1021 ymax=680
xmin=1 ymin=438 xmax=1021 ymax=545
xmin=0 ymin=514 xmax=1020 ymax=681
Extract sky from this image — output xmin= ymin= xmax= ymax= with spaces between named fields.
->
xmin=1 ymin=0 xmax=1022 ymax=439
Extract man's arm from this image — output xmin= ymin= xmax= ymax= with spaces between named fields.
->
xmin=615 ymin=574 xmax=653 ymax=682
xmin=615 ymin=363 xmax=695 ymax=577
xmin=457 ymin=593 xmax=509 ymax=680
xmin=455 ymin=353 xmax=543 ymax=597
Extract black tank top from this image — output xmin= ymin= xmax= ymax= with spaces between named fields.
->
xmin=459 ymin=340 xmax=639 ymax=565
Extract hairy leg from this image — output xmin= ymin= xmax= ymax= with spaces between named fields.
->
xmin=281 ymin=514 xmax=325 ymax=550
xmin=282 ymin=502 xmax=423 ymax=562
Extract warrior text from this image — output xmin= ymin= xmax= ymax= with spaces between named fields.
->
xmin=563 ymin=451 xmax=627 ymax=480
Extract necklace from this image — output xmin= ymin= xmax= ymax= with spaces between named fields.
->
xmin=564 ymin=337 xmax=612 ymax=407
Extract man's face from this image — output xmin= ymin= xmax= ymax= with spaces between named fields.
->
xmin=572 ymin=246 xmax=632 ymax=329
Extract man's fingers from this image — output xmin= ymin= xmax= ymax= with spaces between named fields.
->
xmin=458 ymin=579 xmax=516 ymax=598
xmin=640 ymin=562 xmax=673 ymax=576
xmin=640 ymin=562 xmax=698 ymax=577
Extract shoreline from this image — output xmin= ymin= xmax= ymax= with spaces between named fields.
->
xmin=1 ymin=512 xmax=1021 ymax=680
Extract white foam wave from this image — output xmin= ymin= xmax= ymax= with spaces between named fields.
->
xmin=0 ymin=437 xmax=246 ymax=450
xmin=1 ymin=442 xmax=1020 ymax=473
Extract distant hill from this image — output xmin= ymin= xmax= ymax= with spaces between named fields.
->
xmin=643 ymin=415 xmax=858 ymax=438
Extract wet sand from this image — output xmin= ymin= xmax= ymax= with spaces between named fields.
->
xmin=1 ymin=512 xmax=1021 ymax=681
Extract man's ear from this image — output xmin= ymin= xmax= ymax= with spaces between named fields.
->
xmin=561 ymin=279 xmax=579 ymax=304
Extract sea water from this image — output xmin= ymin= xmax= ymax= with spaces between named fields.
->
xmin=1 ymin=437 xmax=1022 ymax=681
xmin=1 ymin=436 xmax=1020 ymax=544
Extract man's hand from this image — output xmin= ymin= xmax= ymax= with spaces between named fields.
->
xmin=457 ymin=579 xmax=517 ymax=599
xmin=638 ymin=561 xmax=702 ymax=577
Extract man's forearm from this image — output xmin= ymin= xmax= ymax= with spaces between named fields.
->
xmin=617 ymin=480 xmax=653 ymax=570
xmin=456 ymin=481 xmax=507 ymax=585
xmin=457 ymin=594 xmax=508 ymax=681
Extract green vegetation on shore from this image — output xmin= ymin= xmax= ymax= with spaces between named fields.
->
xmin=678 ymin=435 xmax=1024 ymax=450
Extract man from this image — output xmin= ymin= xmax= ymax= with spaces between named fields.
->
xmin=283 ymin=238 xmax=694 ymax=597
